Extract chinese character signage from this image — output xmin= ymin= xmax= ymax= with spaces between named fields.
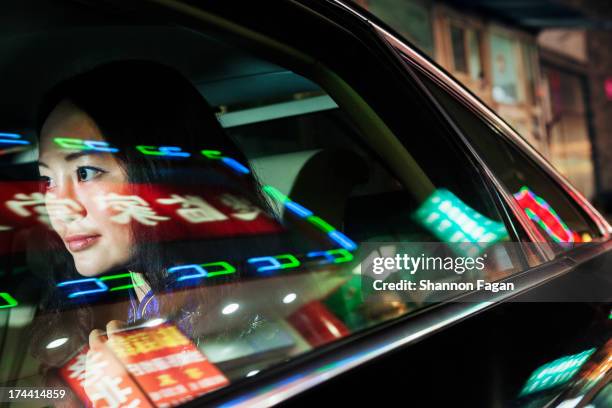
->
xmin=0 ymin=182 xmax=282 ymax=255
xmin=59 ymin=323 xmax=228 ymax=407
xmin=60 ymin=343 xmax=153 ymax=408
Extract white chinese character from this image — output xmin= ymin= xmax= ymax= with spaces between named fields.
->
xmin=139 ymin=360 xmax=156 ymax=374
xmin=151 ymin=356 xmax=170 ymax=372
xmin=6 ymin=192 xmax=45 ymax=218
xmin=176 ymin=350 xmax=206 ymax=365
xmin=125 ymin=363 xmax=144 ymax=376
xmin=67 ymin=352 xmax=89 ymax=382
xmin=219 ymin=194 xmax=261 ymax=221
xmin=97 ymin=193 xmax=170 ymax=226
xmin=81 ymin=351 xmax=110 ymax=387
xmin=157 ymin=194 xmax=227 ymax=223
xmin=67 ymin=351 xmax=110 ymax=389
xmin=198 ymin=375 xmax=226 ymax=388
xmin=164 ymin=354 xmax=179 ymax=368
xmin=122 ymin=399 xmax=142 ymax=408
xmin=89 ymin=376 xmax=134 ymax=408
xmin=174 ymin=385 xmax=187 ymax=396
xmin=6 ymin=193 xmax=49 ymax=226
xmin=6 ymin=192 xmax=82 ymax=226
xmin=46 ymin=193 xmax=83 ymax=223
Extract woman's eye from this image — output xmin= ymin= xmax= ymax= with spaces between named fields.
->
xmin=39 ymin=176 xmax=55 ymax=191
xmin=76 ymin=167 xmax=105 ymax=182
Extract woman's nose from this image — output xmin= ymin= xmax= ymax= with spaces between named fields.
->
xmin=46 ymin=181 xmax=87 ymax=223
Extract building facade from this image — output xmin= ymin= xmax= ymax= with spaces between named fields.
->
xmin=354 ymin=0 xmax=604 ymax=207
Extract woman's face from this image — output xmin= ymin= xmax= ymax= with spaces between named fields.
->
xmin=38 ymin=100 xmax=133 ymax=276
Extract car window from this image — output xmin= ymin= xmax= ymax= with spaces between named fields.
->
xmin=0 ymin=2 xmax=531 ymax=406
xmin=410 ymin=66 xmax=603 ymax=251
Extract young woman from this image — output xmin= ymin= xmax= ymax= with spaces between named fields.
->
xmin=31 ymin=60 xmax=270 ymax=365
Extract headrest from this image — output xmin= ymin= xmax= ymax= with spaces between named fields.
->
xmin=250 ymin=150 xmax=321 ymax=218
xmin=250 ymin=149 xmax=369 ymax=226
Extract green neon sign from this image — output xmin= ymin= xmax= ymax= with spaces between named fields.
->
xmin=413 ymin=189 xmax=508 ymax=256
xmin=328 ymin=248 xmax=354 ymax=263
xmin=202 ymin=261 xmax=236 ymax=278
xmin=307 ymin=216 xmax=335 ymax=233
xmin=201 ymin=150 xmax=223 ymax=159
xmin=519 ymin=348 xmax=596 ymax=396
xmin=276 ymin=254 xmax=300 ymax=269
xmin=0 ymin=292 xmax=18 ymax=309
xmin=54 ymin=137 xmax=87 ymax=150
xmin=262 ymin=185 xmax=289 ymax=203
xmin=100 ymin=273 xmax=140 ymax=292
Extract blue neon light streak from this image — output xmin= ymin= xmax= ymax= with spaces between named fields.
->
xmin=57 ymin=278 xmax=109 ymax=298
xmin=285 ymin=201 xmax=313 ymax=218
xmin=328 ymin=231 xmax=357 ymax=251
xmin=0 ymin=133 xmax=30 ymax=145
xmin=307 ymin=250 xmax=337 ymax=264
xmin=248 ymin=256 xmax=282 ymax=272
xmin=263 ymin=185 xmax=359 ymax=252
xmin=168 ymin=264 xmax=208 ymax=281
xmin=83 ymin=141 xmax=119 ymax=153
xmin=222 ymin=157 xmax=250 ymax=174
xmin=159 ymin=146 xmax=191 ymax=158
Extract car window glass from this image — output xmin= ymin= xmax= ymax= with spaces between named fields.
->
xmin=410 ymin=65 xmax=602 ymax=251
xmin=0 ymin=3 xmax=531 ymax=405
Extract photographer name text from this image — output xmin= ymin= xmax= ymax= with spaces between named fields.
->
xmin=372 ymin=279 xmax=514 ymax=293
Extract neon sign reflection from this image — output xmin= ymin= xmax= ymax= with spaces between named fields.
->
xmin=307 ymin=249 xmax=353 ymax=264
xmin=0 ymin=292 xmax=19 ymax=309
xmin=57 ymin=248 xmax=353 ymax=300
xmin=413 ymin=189 xmax=508 ymax=256
xmin=519 ymin=348 xmax=596 ymax=396
xmin=168 ymin=262 xmax=236 ymax=282
xmin=47 ymin=138 xmax=356 ymax=248
xmin=52 ymin=139 xmax=251 ymax=176
xmin=262 ymin=185 xmax=357 ymax=251
xmin=2 ymin=191 xmax=267 ymax=229
xmin=0 ymin=133 xmax=30 ymax=146
xmin=54 ymin=137 xmax=118 ymax=153
xmin=96 ymin=193 xmax=171 ymax=226
xmin=513 ymin=186 xmax=574 ymax=243
xmin=58 ymin=278 xmax=109 ymax=299
xmin=248 ymin=254 xmax=300 ymax=273
xmin=136 ymin=145 xmax=190 ymax=157
xmin=201 ymin=150 xmax=250 ymax=174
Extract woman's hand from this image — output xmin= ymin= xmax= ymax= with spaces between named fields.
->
xmin=83 ymin=321 xmax=127 ymax=404
xmin=88 ymin=320 xmax=125 ymax=348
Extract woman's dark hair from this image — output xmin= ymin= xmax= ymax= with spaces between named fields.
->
xmin=30 ymin=60 xmax=269 ymax=364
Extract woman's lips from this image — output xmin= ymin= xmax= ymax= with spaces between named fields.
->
xmin=64 ymin=234 xmax=101 ymax=252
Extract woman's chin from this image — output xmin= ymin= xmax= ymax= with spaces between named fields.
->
xmin=75 ymin=265 xmax=106 ymax=277
xmin=72 ymin=247 xmax=132 ymax=277
xmin=74 ymin=258 xmax=115 ymax=277
xmin=75 ymin=259 xmax=130 ymax=277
